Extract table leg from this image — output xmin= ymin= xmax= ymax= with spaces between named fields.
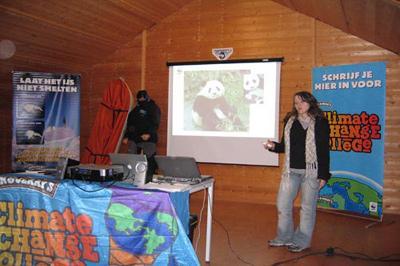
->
xmin=205 ymin=182 xmax=214 ymax=262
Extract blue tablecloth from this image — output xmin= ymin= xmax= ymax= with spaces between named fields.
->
xmin=0 ymin=173 xmax=199 ymax=265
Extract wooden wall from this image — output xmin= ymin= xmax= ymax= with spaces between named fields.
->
xmin=80 ymin=38 xmax=143 ymax=151
xmin=0 ymin=72 xmax=13 ymax=173
xmin=2 ymin=0 xmax=399 ymax=214
xmin=81 ymin=0 xmax=400 ymax=213
xmin=142 ymin=0 xmax=400 ymax=213
xmin=84 ymin=0 xmax=400 ymax=213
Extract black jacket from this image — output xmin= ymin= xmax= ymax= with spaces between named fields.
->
xmin=125 ymin=99 xmax=161 ymax=143
xmin=271 ymin=116 xmax=331 ymax=181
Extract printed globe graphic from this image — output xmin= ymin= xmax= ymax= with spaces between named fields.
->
xmin=105 ymin=188 xmax=178 ymax=256
xmin=318 ymin=172 xmax=382 ymax=218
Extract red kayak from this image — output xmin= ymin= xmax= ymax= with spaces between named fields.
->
xmin=81 ymin=79 xmax=133 ymax=164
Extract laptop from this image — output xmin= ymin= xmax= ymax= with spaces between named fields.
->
xmin=109 ymin=153 xmax=148 ymax=184
xmin=154 ymin=155 xmax=212 ymax=184
xmin=55 ymin=157 xmax=80 ymax=179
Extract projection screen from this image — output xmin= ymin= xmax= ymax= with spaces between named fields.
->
xmin=167 ymin=58 xmax=282 ymax=166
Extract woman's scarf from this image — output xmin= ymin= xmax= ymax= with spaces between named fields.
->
xmin=281 ymin=116 xmax=318 ymax=190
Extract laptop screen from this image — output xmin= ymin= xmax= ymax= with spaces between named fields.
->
xmin=154 ymin=156 xmax=201 ymax=179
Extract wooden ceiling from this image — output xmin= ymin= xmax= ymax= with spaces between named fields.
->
xmin=0 ymin=0 xmax=399 ymax=78
xmin=272 ymin=0 xmax=400 ymax=55
xmin=0 ymin=0 xmax=192 ymax=75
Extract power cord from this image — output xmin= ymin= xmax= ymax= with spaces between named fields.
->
xmin=194 ymin=189 xmax=207 ymax=251
xmin=110 ymin=163 xmax=132 ymax=181
xmin=330 ymin=246 xmax=400 ymax=262
xmin=326 ymin=247 xmax=334 ymax=256
xmin=71 ymin=179 xmax=118 ymax=192
xmin=193 ymin=190 xmax=254 ymax=265
xmin=272 ymin=251 xmax=326 ymax=265
xmin=272 ymin=246 xmax=400 ymax=265
xmin=213 ymin=217 xmax=255 ymax=266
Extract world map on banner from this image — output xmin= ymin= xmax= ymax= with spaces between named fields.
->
xmin=106 ymin=188 xmax=179 ymax=264
xmin=318 ymin=172 xmax=382 ymax=219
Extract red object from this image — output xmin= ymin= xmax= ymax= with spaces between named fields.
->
xmin=81 ymin=79 xmax=133 ymax=164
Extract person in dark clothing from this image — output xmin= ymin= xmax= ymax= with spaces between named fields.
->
xmin=123 ymin=90 xmax=161 ymax=181
xmin=264 ymin=91 xmax=330 ymax=253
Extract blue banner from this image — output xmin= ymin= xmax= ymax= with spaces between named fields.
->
xmin=12 ymin=72 xmax=81 ymax=172
xmin=0 ymin=174 xmax=199 ymax=265
xmin=313 ymin=62 xmax=386 ymax=220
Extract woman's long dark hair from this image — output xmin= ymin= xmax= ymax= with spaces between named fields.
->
xmin=284 ymin=91 xmax=324 ymax=122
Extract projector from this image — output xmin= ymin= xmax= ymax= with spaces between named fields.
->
xmin=67 ymin=164 xmax=124 ymax=182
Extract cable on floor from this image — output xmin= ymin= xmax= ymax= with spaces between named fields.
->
xmin=193 ymin=190 xmax=254 ymax=265
xmin=213 ymin=217 xmax=255 ymax=266
xmin=194 ymin=189 xmax=207 ymax=251
xmin=271 ymin=246 xmax=400 ymax=265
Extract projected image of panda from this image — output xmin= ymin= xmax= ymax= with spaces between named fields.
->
xmin=192 ymin=80 xmax=243 ymax=131
xmin=243 ymin=73 xmax=264 ymax=104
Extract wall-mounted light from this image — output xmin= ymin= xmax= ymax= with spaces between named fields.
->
xmin=0 ymin=39 xmax=16 ymax=59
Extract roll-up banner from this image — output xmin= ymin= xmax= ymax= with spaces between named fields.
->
xmin=313 ymin=62 xmax=386 ymax=220
xmin=12 ymin=72 xmax=81 ymax=172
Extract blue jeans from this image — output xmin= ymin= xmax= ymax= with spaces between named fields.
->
xmin=128 ymin=141 xmax=156 ymax=157
xmin=274 ymin=169 xmax=320 ymax=248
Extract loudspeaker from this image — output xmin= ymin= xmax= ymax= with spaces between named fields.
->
xmin=55 ymin=157 xmax=80 ymax=180
xmin=133 ymin=161 xmax=147 ymax=186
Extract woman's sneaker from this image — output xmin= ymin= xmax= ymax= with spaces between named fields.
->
xmin=287 ymin=244 xmax=309 ymax=253
xmin=268 ymin=239 xmax=292 ymax=247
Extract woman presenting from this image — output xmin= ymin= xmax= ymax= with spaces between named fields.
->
xmin=264 ymin=91 xmax=331 ymax=253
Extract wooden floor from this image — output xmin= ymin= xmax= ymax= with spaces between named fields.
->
xmin=189 ymin=198 xmax=400 ymax=266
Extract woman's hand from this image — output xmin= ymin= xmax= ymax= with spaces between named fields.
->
xmin=141 ymin=134 xmax=150 ymax=141
xmin=263 ymin=139 xmax=275 ymax=150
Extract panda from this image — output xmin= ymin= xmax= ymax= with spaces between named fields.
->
xmin=192 ymin=80 xmax=239 ymax=131
xmin=243 ymin=73 xmax=264 ymax=104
